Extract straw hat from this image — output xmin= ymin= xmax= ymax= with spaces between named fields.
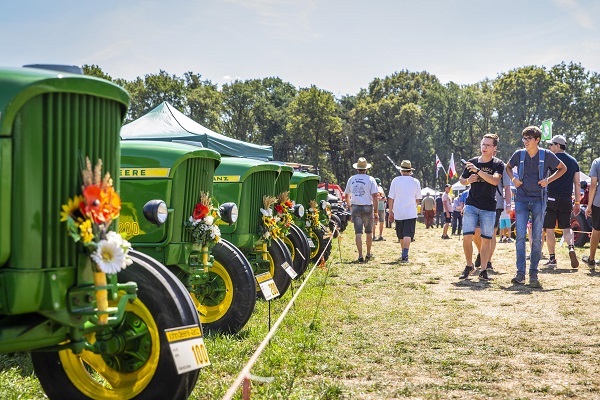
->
xmin=400 ymin=160 xmax=415 ymax=171
xmin=353 ymin=157 xmax=372 ymax=169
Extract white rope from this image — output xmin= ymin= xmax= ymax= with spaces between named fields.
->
xmin=222 ymin=227 xmax=336 ymax=400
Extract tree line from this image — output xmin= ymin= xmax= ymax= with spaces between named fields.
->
xmin=84 ymin=62 xmax=600 ymax=191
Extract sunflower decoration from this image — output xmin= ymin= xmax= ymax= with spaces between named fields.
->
xmin=274 ymin=191 xmax=294 ymax=236
xmin=61 ymin=157 xmax=132 ymax=324
xmin=258 ymin=195 xmax=282 ymax=244
xmin=305 ymin=199 xmax=320 ymax=229
xmin=184 ymin=191 xmax=221 ymax=247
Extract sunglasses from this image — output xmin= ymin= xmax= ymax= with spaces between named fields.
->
xmin=522 ymin=136 xmax=535 ymax=142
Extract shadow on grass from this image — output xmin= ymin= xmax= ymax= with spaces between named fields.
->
xmin=584 ymin=269 xmax=600 ymax=277
xmin=539 ymin=267 xmax=579 ymax=274
xmin=498 ymin=284 xmax=560 ymax=294
xmin=450 ymin=280 xmax=493 ymax=291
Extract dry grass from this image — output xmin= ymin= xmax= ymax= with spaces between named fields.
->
xmin=316 ymin=222 xmax=600 ymax=399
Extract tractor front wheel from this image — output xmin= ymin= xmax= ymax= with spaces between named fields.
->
xmin=31 ymin=251 xmax=202 ymax=400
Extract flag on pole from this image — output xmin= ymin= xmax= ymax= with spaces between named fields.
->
xmin=435 ymin=154 xmax=442 ymax=178
xmin=448 ymin=153 xmax=456 ymax=179
xmin=541 ymin=119 xmax=552 ymax=141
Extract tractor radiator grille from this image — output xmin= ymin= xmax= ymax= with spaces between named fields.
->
xmin=248 ymin=171 xmax=275 ymax=230
xmin=177 ymin=158 xmax=216 ymax=242
xmin=12 ymin=93 xmax=123 ymax=269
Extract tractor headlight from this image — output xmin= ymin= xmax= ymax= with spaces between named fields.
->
xmin=320 ymin=200 xmax=331 ymax=210
xmin=293 ymin=204 xmax=305 ymax=218
xmin=143 ymin=200 xmax=168 ymax=226
xmin=219 ymin=202 xmax=239 ymax=224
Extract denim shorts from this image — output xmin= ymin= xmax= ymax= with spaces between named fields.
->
xmin=462 ymin=205 xmax=496 ymax=239
xmin=351 ymin=205 xmax=374 ymax=234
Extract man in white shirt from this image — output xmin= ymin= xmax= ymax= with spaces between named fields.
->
xmin=344 ymin=157 xmax=379 ymax=263
xmin=388 ymin=160 xmax=422 ymax=263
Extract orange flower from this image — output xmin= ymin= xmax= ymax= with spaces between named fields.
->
xmin=101 ymin=185 xmax=121 ymax=221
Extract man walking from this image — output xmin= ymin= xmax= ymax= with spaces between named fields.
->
xmin=422 ymin=193 xmax=435 ymax=229
xmin=458 ymin=133 xmax=505 ymax=281
xmin=543 ymin=135 xmax=581 ymax=269
xmin=582 ymin=157 xmax=600 ymax=268
xmin=505 ymin=126 xmax=566 ymax=287
xmin=435 ymin=194 xmax=444 ymax=228
xmin=344 ymin=157 xmax=379 ymax=263
xmin=441 ymin=184 xmax=452 ymax=239
xmin=388 ymin=160 xmax=422 ymax=263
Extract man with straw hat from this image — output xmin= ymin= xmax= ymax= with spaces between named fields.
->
xmin=344 ymin=157 xmax=379 ymax=263
xmin=388 ymin=160 xmax=422 ymax=263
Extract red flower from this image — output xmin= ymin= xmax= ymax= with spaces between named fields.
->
xmin=274 ymin=204 xmax=284 ymax=214
xmin=193 ymin=203 xmax=210 ymax=220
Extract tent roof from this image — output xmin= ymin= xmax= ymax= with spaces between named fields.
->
xmin=421 ymin=187 xmax=436 ymax=196
xmin=120 ymin=102 xmax=273 ymax=160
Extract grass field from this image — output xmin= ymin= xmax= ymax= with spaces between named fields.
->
xmin=2 ymin=222 xmax=600 ymax=399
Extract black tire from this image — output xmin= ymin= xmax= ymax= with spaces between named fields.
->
xmin=282 ymin=224 xmax=310 ymax=278
xmin=258 ymin=239 xmax=292 ymax=299
xmin=329 ymin=214 xmax=342 ymax=238
xmin=31 ymin=251 xmax=201 ymax=400
xmin=195 ymin=239 xmax=256 ymax=334
xmin=309 ymin=224 xmax=333 ymax=263
xmin=572 ymin=213 xmax=590 ymax=247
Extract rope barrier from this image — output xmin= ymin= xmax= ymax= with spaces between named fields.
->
xmin=222 ymin=224 xmax=338 ymax=400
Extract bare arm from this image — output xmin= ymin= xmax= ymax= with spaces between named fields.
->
xmin=586 ymin=177 xmax=597 ymax=218
xmin=388 ymin=198 xmax=395 ymax=222
xmin=573 ymin=171 xmax=581 ymax=216
xmin=539 ymin=160 xmax=567 ymax=187
xmin=506 ymin=162 xmax=521 ymax=188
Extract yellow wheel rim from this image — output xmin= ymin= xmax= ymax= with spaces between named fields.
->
xmin=58 ymin=295 xmax=159 ymax=400
xmin=309 ymin=230 xmax=320 ymax=259
xmin=195 ymin=260 xmax=234 ymax=324
xmin=283 ymin=236 xmax=295 ymax=261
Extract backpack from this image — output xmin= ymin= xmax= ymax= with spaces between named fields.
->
xmin=517 ymin=148 xmax=546 ymax=197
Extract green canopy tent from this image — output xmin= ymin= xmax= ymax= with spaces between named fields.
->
xmin=120 ymin=101 xmax=273 ymax=160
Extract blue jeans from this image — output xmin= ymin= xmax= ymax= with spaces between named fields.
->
xmin=462 ymin=205 xmax=495 ymax=239
xmin=515 ymin=200 xmax=544 ymax=275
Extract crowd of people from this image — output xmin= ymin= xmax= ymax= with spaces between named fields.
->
xmin=343 ymin=125 xmax=600 ymax=287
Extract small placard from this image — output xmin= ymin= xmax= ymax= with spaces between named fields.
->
xmin=281 ymin=261 xmax=297 ymax=279
xmin=256 ymin=272 xmax=280 ymax=300
xmin=165 ymin=325 xmax=210 ymax=374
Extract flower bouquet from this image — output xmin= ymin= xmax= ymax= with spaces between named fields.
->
xmin=184 ymin=192 xmax=222 ymax=248
xmin=274 ymin=191 xmax=294 ymax=236
xmin=305 ymin=199 xmax=320 ymax=229
xmin=61 ymin=157 xmax=132 ymax=324
xmin=258 ymin=195 xmax=282 ymax=245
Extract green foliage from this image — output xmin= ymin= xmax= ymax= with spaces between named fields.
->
xmin=83 ymin=62 xmax=600 ymax=188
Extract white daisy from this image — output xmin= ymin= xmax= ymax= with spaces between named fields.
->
xmin=91 ymin=239 xmax=128 ymax=274
xmin=204 ymin=215 xmax=214 ymax=226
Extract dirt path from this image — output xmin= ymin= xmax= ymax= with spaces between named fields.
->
xmin=319 ymin=224 xmax=600 ymax=399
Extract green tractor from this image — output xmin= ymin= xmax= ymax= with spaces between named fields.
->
xmin=119 ymin=140 xmax=256 ymax=334
xmin=289 ymin=171 xmax=333 ymax=263
xmin=120 ymin=102 xmax=296 ymax=300
xmin=213 ymin=157 xmax=296 ymax=298
xmin=274 ymin=163 xmax=311 ymax=278
xmin=0 ymin=67 xmax=204 ymax=399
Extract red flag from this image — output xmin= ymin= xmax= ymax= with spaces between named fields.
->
xmin=448 ymin=153 xmax=456 ymax=179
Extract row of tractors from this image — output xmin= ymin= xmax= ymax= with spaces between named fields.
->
xmin=0 ymin=66 xmax=347 ymax=399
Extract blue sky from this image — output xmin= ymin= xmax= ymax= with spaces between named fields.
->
xmin=2 ymin=0 xmax=599 ymax=97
